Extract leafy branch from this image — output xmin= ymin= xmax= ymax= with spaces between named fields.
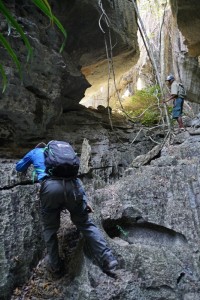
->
xmin=0 ymin=0 xmax=67 ymax=92
xmin=32 ymin=0 xmax=67 ymax=53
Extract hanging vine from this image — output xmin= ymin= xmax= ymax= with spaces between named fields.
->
xmin=129 ymin=0 xmax=171 ymax=132
xmin=97 ymin=0 xmax=173 ymax=149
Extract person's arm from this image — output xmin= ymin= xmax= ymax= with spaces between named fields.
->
xmin=163 ymin=94 xmax=177 ymax=103
xmin=163 ymin=81 xmax=179 ymax=103
xmin=16 ymin=150 xmax=33 ymax=172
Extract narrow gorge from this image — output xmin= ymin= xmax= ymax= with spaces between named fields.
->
xmin=0 ymin=1 xmax=200 ymax=299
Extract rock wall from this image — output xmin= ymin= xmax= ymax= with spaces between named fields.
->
xmin=119 ymin=0 xmax=200 ymax=106
xmin=0 ymin=3 xmax=139 ymax=296
xmin=53 ymin=0 xmax=139 ymax=108
xmin=0 ymin=108 xmax=163 ymax=299
xmin=1 ymin=0 xmax=200 ymax=299
xmin=166 ymin=5 xmax=200 ymax=104
xmin=93 ymin=130 xmax=200 ymax=299
xmin=0 ymin=0 xmax=90 ymax=148
xmin=0 ymin=0 xmax=139 ymax=150
xmin=0 ymin=162 xmax=44 ymax=299
xmin=7 ymin=125 xmax=200 ymax=300
xmin=170 ymin=0 xmax=200 ymax=57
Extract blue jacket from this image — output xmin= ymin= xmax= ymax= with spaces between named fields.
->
xmin=16 ymin=148 xmax=48 ymax=181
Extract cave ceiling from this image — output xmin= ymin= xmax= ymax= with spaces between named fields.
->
xmin=52 ymin=0 xmax=138 ymax=107
xmin=54 ymin=0 xmax=200 ymax=107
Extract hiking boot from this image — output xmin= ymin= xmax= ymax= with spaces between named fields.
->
xmin=47 ymin=263 xmax=66 ymax=279
xmin=44 ymin=256 xmax=66 ymax=279
xmin=102 ymin=256 xmax=118 ymax=273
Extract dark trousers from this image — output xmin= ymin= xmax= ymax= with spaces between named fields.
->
xmin=40 ymin=178 xmax=112 ymax=270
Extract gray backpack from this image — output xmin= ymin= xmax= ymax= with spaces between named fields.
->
xmin=44 ymin=140 xmax=80 ymax=178
xmin=178 ymin=83 xmax=186 ymax=98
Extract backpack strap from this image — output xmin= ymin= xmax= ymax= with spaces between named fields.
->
xmin=32 ymin=170 xmax=36 ymax=183
xmin=32 ymin=167 xmax=46 ymax=183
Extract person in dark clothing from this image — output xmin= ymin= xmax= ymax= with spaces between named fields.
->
xmin=16 ymin=142 xmax=118 ymax=278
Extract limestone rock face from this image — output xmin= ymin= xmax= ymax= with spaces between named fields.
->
xmin=53 ymin=0 xmax=138 ymax=66
xmin=170 ymin=0 xmax=200 ymax=57
xmin=1 ymin=0 xmax=200 ymax=299
xmin=93 ymin=131 xmax=200 ymax=299
xmin=6 ymin=129 xmax=200 ymax=300
xmin=168 ymin=5 xmax=200 ymax=104
xmin=0 ymin=160 xmax=44 ymax=300
xmin=0 ymin=111 xmax=161 ymax=299
xmin=0 ymin=0 xmax=139 ymax=147
xmin=120 ymin=0 xmax=200 ymax=105
xmin=52 ymin=0 xmax=138 ymax=108
xmin=44 ymin=108 xmax=163 ymax=187
xmin=0 ymin=0 xmax=90 ymax=147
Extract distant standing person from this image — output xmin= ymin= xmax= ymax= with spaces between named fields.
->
xmin=164 ymin=74 xmax=186 ymax=130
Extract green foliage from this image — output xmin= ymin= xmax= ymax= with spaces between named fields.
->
xmin=32 ymin=0 xmax=67 ymax=53
xmin=167 ymin=105 xmax=173 ymax=115
xmin=116 ymin=225 xmax=129 ymax=237
xmin=0 ymin=32 xmax=22 ymax=76
xmin=0 ymin=0 xmax=67 ymax=92
xmin=0 ymin=1 xmax=33 ymax=58
xmin=0 ymin=64 xmax=7 ymax=93
xmin=123 ymin=85 xmax=161 ymax=126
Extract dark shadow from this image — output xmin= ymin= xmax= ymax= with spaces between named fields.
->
xmin=102 ymin=217 xmax=187 ymax=247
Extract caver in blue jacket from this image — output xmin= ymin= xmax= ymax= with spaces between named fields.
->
xmin=16 ymin=142 xmax=118 ymax=278
xmin=16 ymin=147 xmax=48 ymax=181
